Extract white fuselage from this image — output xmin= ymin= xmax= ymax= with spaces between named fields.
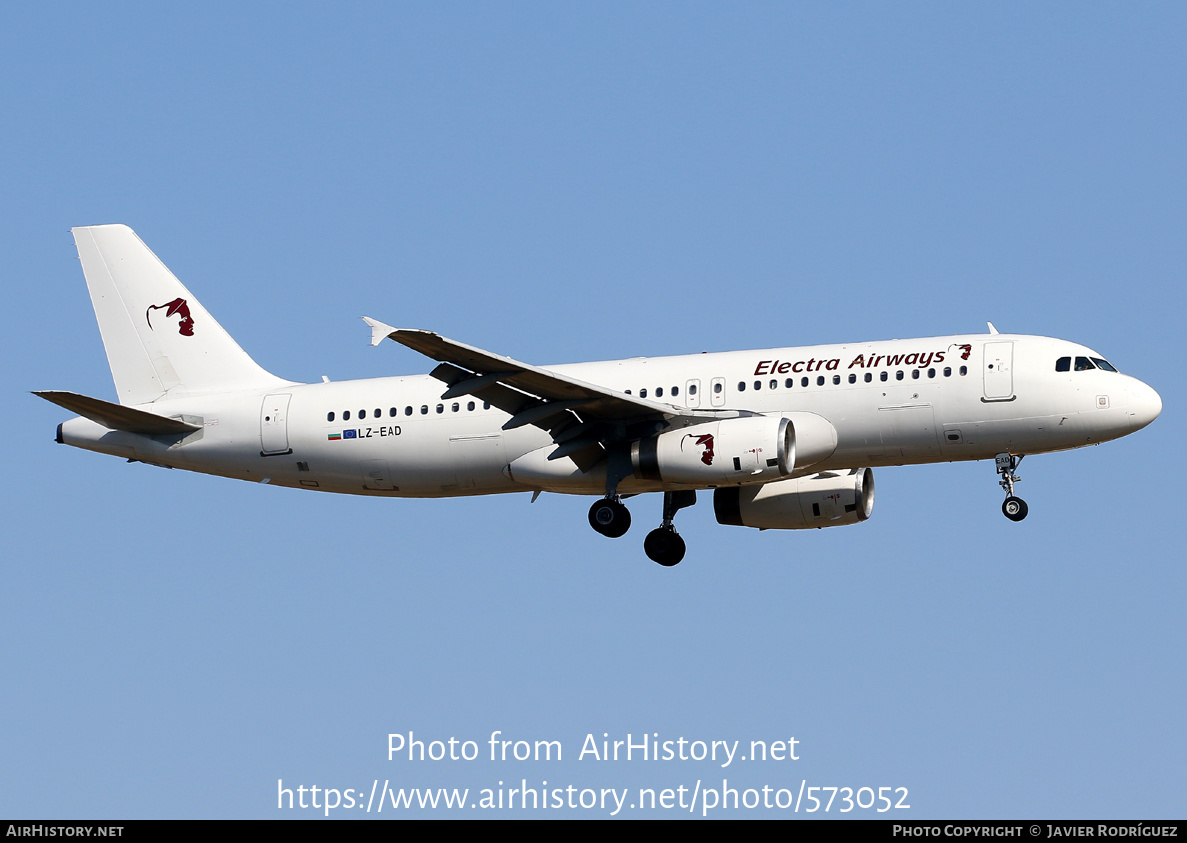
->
xmin=57 ymin=333 xmax=1162 ymax=498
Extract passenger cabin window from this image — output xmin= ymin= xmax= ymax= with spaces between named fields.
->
xmin=880 ymin=372 xmax=888 ymax=382
xmin=737 ymin=382 xmax=746 ymax=392
xmin=801 ymin=377 xmax=808 ymax=387
xmin=420 ymin=405 xmax=428 ymax=414
xmin=389 ymin=407 xmax=397 ymax=417
xmin=911 ymin=369 xmax=920 ymax=379
xmin=895 ymin=371 xmax=904 ymax=381
xmin=960 ymin=366 xmax=968 ymax=376
xmin=1056 ymin=356 xmax=1071 ymax=372
xmin=944 ymin=367 xmax=952 ymax=377
xmin=832 ymin=375 xmax=840 ymax=385
xmin=672 ymin=386 xmax=679 ymax=396
xmin=785 ymin=378 xmax=794 ymax=388
xmin=689 ymin=384 xmax=698 ymax=395
xmin=713 ymin=382 xmax=723 ymax=394
xmin=467 ymin=401 xmax=475 ymax=411
xmin=816 ymin=376 xmax=825 ymax=386
xmin=405 ymin=406 xmax=413 ymax=415
xmin=770 ymin=380 xmax=777 ymax=390
xmin=344 ymin=410 xmax=351 ymax=421
xmin=327 ymin=411 xmax=335 ymax=422
xmin=656 ymin=387 xmax=663 ymax=397
xmin=864 ymin=373 xmax=872 ymax=383
xmin=640 ymin=388 xmax=648 ymax=398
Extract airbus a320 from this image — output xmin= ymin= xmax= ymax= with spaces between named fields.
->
xmin=38 ymin=225 xmax=1162 ymax=565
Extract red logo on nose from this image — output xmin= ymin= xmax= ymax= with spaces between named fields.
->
xmin=146 ymin=298 xmax=194 ymax=336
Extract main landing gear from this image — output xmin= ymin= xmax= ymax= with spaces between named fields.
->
xmin=995 ymin=453 xmax=1028 ymax=522
xmin=587 ymin=490 xmax=697 ymax=566
xmin=644 ymin=490 xmax=696 ymax=567
xmin=588 ymin=497 xmax=631 ymax=538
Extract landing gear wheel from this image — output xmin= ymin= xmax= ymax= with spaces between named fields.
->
xmin=995 ymin=454 xmax=1028 ymax=522
xmin=588 ymin=499 xmax=631 ymax=538
xmin=1002 ymin=496 xmax=1028 ymax=522
xmin=644 ymin=528 xmax=686 ymax=566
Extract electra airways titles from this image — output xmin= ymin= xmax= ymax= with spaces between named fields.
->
xmin=39 ymin=225 xmax=1162 ymax=565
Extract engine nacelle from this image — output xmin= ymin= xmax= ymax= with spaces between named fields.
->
xmin=632 ymin=416 xmax=793 ymax=486
xmin=713 ymin=467 xmax=875 ymax=529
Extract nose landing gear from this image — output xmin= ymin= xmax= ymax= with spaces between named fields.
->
xmin=996 ymin=453 xmax=1028 ymax=522
xmin=644 ymin=490 xmax=696 ymax=566
xmin=1002 ymin=496 xmax=1028 ymax=521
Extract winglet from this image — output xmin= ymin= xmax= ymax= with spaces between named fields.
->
xmin=987 ymin=321 xmax=1000 ymax=335
xmin=362 ymin=316 xmax=398 ymax=347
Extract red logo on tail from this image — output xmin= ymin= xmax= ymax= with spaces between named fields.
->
xmin=146 ymin=298 xmax=194 ymax=336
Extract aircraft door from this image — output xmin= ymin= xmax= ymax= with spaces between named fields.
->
xmin=449 ymin=433 xmax=507 ymax=490
xmin=710 ymin=377 xmax=726 ymax=407
xmin=983 ymin=342 xmax=1015 ymax=400
xmin=686 ymin=379 xmax=701 ymax=408
xmin=260 ymin=393 xmax=292 ymax=455
xmin=878 ymin=403 xmax=941 ymax=460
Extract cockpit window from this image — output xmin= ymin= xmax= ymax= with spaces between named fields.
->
xmin=1074 ymin=356 xmax=1095 ymax=371
xmin=1055 ymin=357 xmax=1071 ymax=372
xmin=1091 ymin=357 xmax=1118 ymax=372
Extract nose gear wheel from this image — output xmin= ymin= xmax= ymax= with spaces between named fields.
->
xmin=995 ymin=453 xmax=1028 ymax=522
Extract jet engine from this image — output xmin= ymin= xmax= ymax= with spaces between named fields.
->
xmin=713 ymin=467 xmax=875 ymax=529
xmin=631 ymin=415 xmax=792 ymax=486
xmin=631 ymin=412 xmax=838 ymax=487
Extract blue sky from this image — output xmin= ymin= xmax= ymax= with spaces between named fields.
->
xmin=2 ymin=3 xmax=1184 ymax=818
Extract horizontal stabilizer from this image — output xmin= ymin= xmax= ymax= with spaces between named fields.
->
xmin=33 ymin=391 xmax=201 ymax=435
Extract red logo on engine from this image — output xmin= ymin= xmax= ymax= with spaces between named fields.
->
xmin=682 ymin=433 xmax=715 ymax=466
xmin=146 ymin=298 xmax=194 ymax=336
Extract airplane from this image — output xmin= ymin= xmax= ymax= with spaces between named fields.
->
xmin=37 ymin=225 xmax=1162 ymax=566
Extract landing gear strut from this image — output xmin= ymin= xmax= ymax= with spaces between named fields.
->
xmin=996 ymin=453 xmax=1028 ymax=522
xmin=644 ymin=490 xmax=696 ymax=566
xmin=589 ymin=445 xmax=635 ymax=538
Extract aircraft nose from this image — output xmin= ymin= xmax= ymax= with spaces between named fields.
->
xmin=1128 ymin=380 xmax=1162 ymax=431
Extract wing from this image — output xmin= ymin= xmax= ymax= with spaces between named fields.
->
xmin=362 ymin=317 xmax=739 ymax=467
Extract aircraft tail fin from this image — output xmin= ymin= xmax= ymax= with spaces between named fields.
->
xmin=72 ymin=224 xmax=289 ymax=405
